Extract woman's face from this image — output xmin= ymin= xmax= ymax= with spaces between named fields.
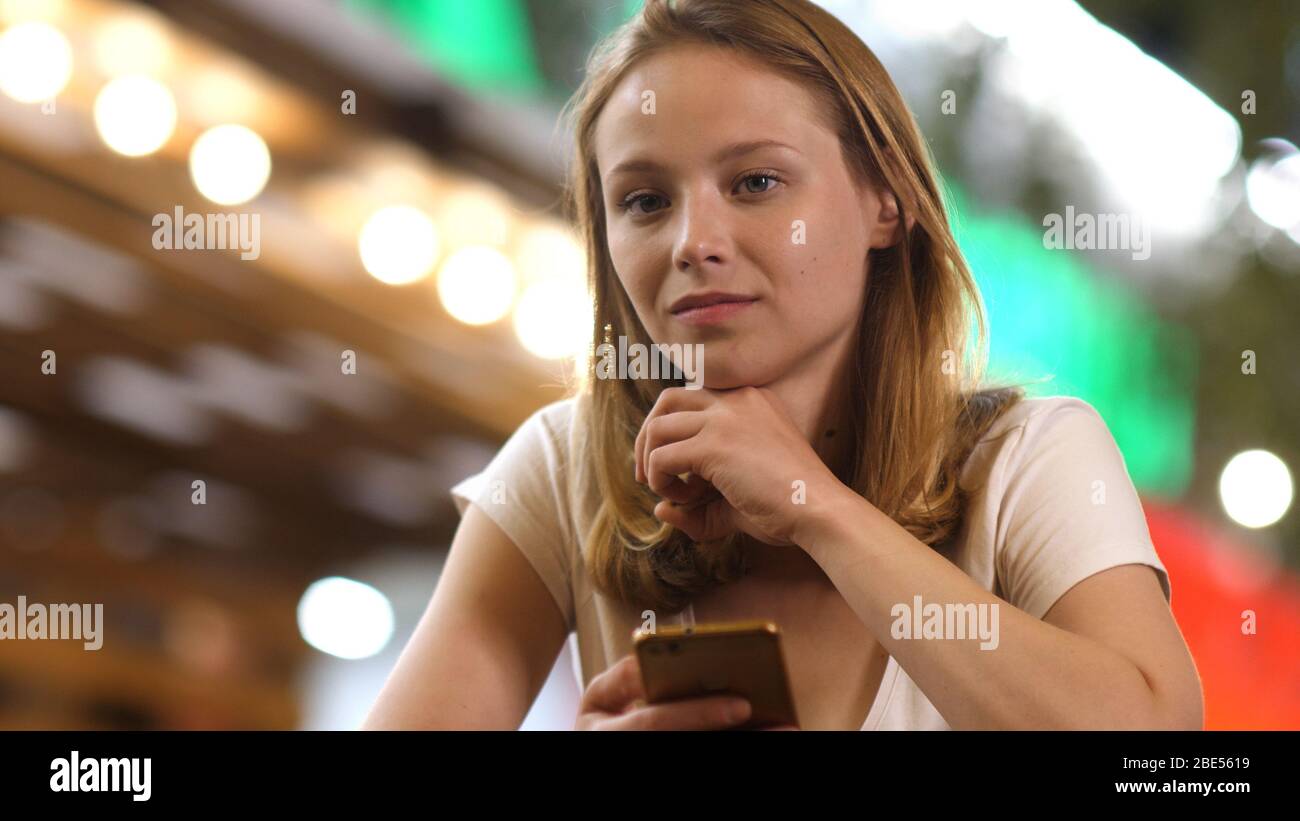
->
xmin=593 ymin=43 xmax=901 ymax=389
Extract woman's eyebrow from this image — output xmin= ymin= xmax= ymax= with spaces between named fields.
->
xmin=605 ymin=139 xmax=801 ymax=180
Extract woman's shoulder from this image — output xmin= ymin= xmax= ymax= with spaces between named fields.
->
xmin=452 ymin=393 xmax=587 ymax=504
xmin=976 ymin=394 xmax=1109 ymax=447
xmin=511 ymin=394 xmax=591 ymax=464
xmin=531 ymin=394 xmax=580 ymax=426
xmin=501 ymin=392 xmax=597 ymax=513
xmin=961 ymin=394 xmax=1122 ymax=492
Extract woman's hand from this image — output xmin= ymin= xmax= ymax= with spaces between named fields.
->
xmin=574 ymin=654 xmax=800 ymax=730
xmin=633 ymin=386 xmax=842 ymax=546
xmin=574 ymin=654 xmax=760 ymax=730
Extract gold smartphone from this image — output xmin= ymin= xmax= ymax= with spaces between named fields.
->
xmin=633 ymin=619 xmax=799 ymax=730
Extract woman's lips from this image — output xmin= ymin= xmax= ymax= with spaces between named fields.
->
xmin=670 ymin=298 xmax=758 ymax=325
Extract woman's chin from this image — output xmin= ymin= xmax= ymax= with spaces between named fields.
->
xmin=697 ymin=370 xmax=764 ymax=391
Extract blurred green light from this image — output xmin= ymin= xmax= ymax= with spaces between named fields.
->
xmin=948 ymin=185 xmax=1195 ymax=497
xmin=344 ymin=0 xmax=544 ymax=94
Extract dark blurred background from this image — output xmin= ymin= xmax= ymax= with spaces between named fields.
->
xmin=0 ymin=0 xmax=1295 ymax=729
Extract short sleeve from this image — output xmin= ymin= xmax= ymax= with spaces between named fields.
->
xmin=994 ymin=397 xmax=1172 ymax=620
xmin=450 ymin=400 xmax=578 ymax=633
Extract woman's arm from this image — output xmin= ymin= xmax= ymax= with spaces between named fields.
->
xmin=637 ymin=386 xmax=1203 ymax=730
xmin=795 ymin=486 xmax=1205 ymax=731
xmin=360 ymin=503 xmax=570 ymax=729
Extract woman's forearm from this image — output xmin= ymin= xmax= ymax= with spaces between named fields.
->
xmin=794 ymin=484 xmax=1173 ymax=730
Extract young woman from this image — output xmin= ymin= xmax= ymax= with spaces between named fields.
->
xmin=363 ymin=0 xmax=1202 ymax=731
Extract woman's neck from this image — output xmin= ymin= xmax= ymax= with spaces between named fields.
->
xmin=751 ymin=335 xmax=858 ymax=481
xmin=734 ymin=336 xmax=861 ymax=569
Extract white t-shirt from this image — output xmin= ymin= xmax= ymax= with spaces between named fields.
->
xmin=450 ymin=393 xmax=1172 ymax=730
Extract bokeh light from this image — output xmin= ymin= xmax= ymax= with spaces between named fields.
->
xmin=297 ymin=576 xmax=394 ymax=661
xmin=436 ymin=246 xmax=517 ymax=326
xmin=358 ymin=205 xmax=439 ymax=285
xmin=189 ymin=124 xmax=272 ymax=205
xmin=513 ymin=278 xmax=592 ymax=359
xmin=92 ymin=9 xmax=172 ymax=77
xmin=515 ymin=224 xmax=586 ymax=286
xmin=93 ymin=75 xmax=177 ymax=157
xmin=1246 ymin=151 xmax=1300 ymax=232
xmin=0 ymin=21 xmax=72 ymax=103
xmin=1219 ymin=449 xmax=1294 ymax=529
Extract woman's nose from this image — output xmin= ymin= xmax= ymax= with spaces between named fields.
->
xmin=672 ymin=192 xmax=731 ymax=274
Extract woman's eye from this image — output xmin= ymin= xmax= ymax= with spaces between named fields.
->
xmin=738 ymin=173 xmax=780 ymax=195
xmin=617 ymin=172 xmax=782 ymax=217
xmin=620 ymin=193 xmax=666 ymax=215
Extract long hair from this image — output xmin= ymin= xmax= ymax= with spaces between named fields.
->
xmin=559 ymin=0 xmax=1025 ymax=614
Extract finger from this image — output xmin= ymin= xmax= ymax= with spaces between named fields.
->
xmin=675 ymin=472 xmax=719 ymax=506
xmin=650 ymin=474 xmax=717 ymax=512
xmin=645 ymin=439 xmax=711 ymax=502
xmin=606 ymin=695 xmax=751 ymax=731
xmin=653 ymin=499 xmax=703 ymax=541
xmin=633 ymin=410 xmax=651 ymax=485
xmin=655 ymin=497 xmax=736 ymax=543
xmin=636 ymin=389 xmax=716 ymax=484
xmin=656 ymin=386 xmax=717 ymax=411
xmin=640 ymin=412 xmax=707 ymax=491
xmin=583 ymin=654 xmax=645 ymax=713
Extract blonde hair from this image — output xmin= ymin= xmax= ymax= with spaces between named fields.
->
xmin=559 ymin=0 xmax=1025 ymax=614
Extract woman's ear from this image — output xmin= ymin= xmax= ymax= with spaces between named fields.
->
xmin=867 ymin=188 xmax=909 ymax=249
